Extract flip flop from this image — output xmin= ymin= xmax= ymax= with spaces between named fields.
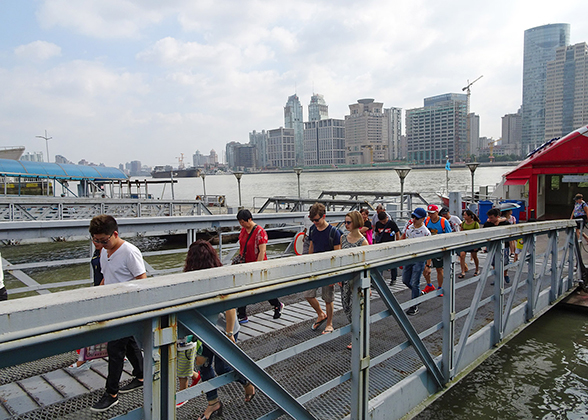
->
xmin=474 ymin=270 xmax=480 ymax=276
xmin=458 ymin=273 xmax=465 ymax=279
xmin=311 ymin=317 xmax=327 ymax=331
xmin=346 ymin=343 xmax=352 ymax=350
xmin=322 ymin=326 xmax=334 ymax=335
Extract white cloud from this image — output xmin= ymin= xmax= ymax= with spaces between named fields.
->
xmin=14 ymin=41 xmax=61 ymax=61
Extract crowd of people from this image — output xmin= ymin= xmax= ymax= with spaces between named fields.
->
xmin=78 ymin=193 xmax=582 ymax=416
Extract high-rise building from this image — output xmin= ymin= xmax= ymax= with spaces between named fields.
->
xmin=522 ymin=23 xmax=570 ymax=154
xmin=385 ymin=107 xmax=402 ymax=160
xmin=406 ymin=93 xmax=467 ymax=165
xmin=267 ymin=128 xmax=296 ymax=168
xmin=502 ymin=109 xmax=523 ymax=156
xmin=308 ymin=93 xmax=329 ymax=121
xmin=225 ymin=142 xmax=256 ymax=170
xmin=345 ymin=99 xmax=389 ymax=165
xmin=468 ymin=113 xmax=480 ymax=157
xmin=284 ymin=94 xmax=304 ymax=166
xmin=20 ymin=151 xmax=44 ymax=162
xmin=130 ymin=160 xmax=142 ymax=176
xmin=249 ymin=130 xmax=268 ymax=169
xmin=303 ymin=119 xmax=346 ymax=166
xmin=545 ymin=42 xmax=588 ymax=141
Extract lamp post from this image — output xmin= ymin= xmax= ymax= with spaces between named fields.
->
xmin=466 ymin=162 xmax=479 ymax=204
xmin=394 ymin=167 xmax=411 ymax=213
xmin=233 ymin=171 xmax=243 ymax=208
xmin=294 ymin=167 xmax=303 ymax=198
xmin=36 ymin=130 xmax=52 ymax=163
xmin=200 ymin=172 xmax=207 ymax=198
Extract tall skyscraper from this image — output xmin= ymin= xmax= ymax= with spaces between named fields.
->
xmin=522 ymin=23 xmax=570 ymax=154
xmin=345 ymin=99 xmax=389 ymax=165
xmin=384 ymin=107 xmax=402 ymax=160
xmin=303 ymin=118 xmax=346 ymax=166
xmin=406 ymin=93 xmax=467 ymax=165
xmin=308 ymin=93 xmax=329 ymax=121
xmin=545 ymin=42 xmax=588 ymax=140
xmin=284 ymin=94 xmax=304 ymax=166
xmin=249 ymin=130 xmax=268 ymax=169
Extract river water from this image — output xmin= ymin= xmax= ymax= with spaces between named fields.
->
xmin=415 ymin=305 xmax=588 ymax=419
xmin=135 ymin=165 xmax=512 ymax=208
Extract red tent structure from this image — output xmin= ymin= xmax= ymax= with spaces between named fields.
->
xmin=502 ymin=125 xmax=588 ymax=220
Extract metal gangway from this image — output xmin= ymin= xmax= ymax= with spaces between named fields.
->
xmin=0 ymin=219 xmax=579 ymax=419
xmin=0 ymin=197 xmax=213 ymax=223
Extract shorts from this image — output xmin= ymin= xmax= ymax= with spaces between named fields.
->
xmin=574 ymin=216 xmax=587 ymax=229
xmin=304 ymin=285 xmax=335 ymax=303
xmin=177 ymin=347 xmax=196 ymax=378
xmin=431 ymin=257 xmax=443 ymax=269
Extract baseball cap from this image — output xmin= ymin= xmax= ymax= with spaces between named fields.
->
xmin=439 ymin=206 xmax=449 ymax=216
xmin=411 ymin=207 xmax=427 ymax=219
xmin=427 ymin=204 xmax=440 ymax=213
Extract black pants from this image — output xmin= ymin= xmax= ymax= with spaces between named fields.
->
xmin=106 ymin=336 xmax=143 ymax=395
xmin=0 ymin=287 xmax=7 ymax=301
xmin=238 ymin=298 xmax=281 ymax=319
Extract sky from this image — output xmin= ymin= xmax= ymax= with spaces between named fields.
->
xmin=1 ymin=1 xmax=587 ymax=169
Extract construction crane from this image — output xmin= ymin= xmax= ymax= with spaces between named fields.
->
xmin=176 ymin=153 xmax=185 ymax=170
xmin=488 ymin=138 xmax=499 ymax=163
xmin=462 ymin=75 xmax=483 ymax=161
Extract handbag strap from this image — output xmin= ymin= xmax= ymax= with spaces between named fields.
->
xmin=241 ymin=225 xmax=258 ymax=260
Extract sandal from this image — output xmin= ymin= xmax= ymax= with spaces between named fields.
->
xmin=474 ymin=270 xmax=480 ymax=276
xmin=346 ymin=343 xmax=352 ymax=350
xmin=244 ymin=383 xmax=256 ymax=402
xmin=197 ymin=401 xmax=223 ymax=420
xmin=311 ymin=317 xmax=327 ymax=331
xmin=322 ymin=326 xmax=334 ymax=335
xmin=458 ymin=273 xmax=465 ymax=279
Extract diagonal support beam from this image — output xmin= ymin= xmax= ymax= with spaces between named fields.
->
xmin=502 ymin=237 xmax=532 ymax=332
xmin=178 ymin=310 xmax=317 ymax=420
xmin=454 ymin=242 xmax=498 ymax=369
xmin=370 ymin=269 xmax=444 ymax=389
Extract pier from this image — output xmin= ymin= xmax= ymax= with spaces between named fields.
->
xmin=0 ymin=218 xmax=581 ymax=419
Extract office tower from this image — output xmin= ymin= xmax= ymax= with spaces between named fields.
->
xmin=467 ymin=113 xmax=480 ymax=157
xmin=522 ymin=23 xmax=570 ymax=154
xmin=20 ymin=151 xmax=44 ymax=162
xmin=345 ymin=99 xmax=389 ymax=165
xmin=130 ymin=161 xmax=142 ymax=176
xmin=385 ymin=107 xmax=402 ymax=160
xmin=545 ymin=42 xmax=588 ymax=140
xmin=502 ymin=109 xmax=522 ymax=156
xmin=267 ymin=128 xmax=296 ymax=168
xmin=406 ymin=93 xmax=467 ymax=164
xmin=303 ymin=119 xmax=346 ymax=166
xmin=226 ymin=142 xmax=257 ymax=170
xmin=249 ymin=130 xmax=268 ymax=169
xmin=284 ymin=94 xmax=304 ymax=166
xmin=308 ymin=93 xmax=329 ymax=121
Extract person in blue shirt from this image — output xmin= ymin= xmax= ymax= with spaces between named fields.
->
xmin=305 ymin=203 xmax=341 ymax=335
xmin=422 ymin=204 xmax=453 ymax=296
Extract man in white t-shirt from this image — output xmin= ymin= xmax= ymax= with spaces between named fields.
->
xmin=401 ymin=207 xmax=431 ymax=316
xmin=89 ymin=215 xmax=147 ymax=412
xmin=439 ymin=207 xmax=462 ymax=233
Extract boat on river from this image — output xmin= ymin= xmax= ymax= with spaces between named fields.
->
xmin=150 ymin=165 xmax=200 ymax=178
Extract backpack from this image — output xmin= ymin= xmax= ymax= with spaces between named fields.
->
xmin=425 ymin=216 xmax=447 ymax=232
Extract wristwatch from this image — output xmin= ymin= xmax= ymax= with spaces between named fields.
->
xmin=225 ymin=331 xmax=234 ymax=337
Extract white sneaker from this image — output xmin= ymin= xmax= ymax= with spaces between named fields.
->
xmin=67 ymin=360 xmax=92 ymax=371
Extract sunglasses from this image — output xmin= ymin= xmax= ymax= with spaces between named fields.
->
xmin=309 ymin=217 xmax=321 ymax=223
xmin=92 ymin=233 xmax=113 ymax=245
xmin=344 ymin=220 xmax=353 ymax=225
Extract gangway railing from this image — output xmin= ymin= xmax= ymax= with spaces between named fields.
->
xmin=0 ymin=197 xmax=213 ymax=222
xmin=0 ymin=220 xmax=578 ymax=420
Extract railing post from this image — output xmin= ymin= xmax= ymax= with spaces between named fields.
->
xmin=143 ymin=315 xmax=177 ymax=420
xmin=549 ymin=230 xmax=559 ymax=302
xmin=567 ymin=227 xmax=576 ymax=291
xmin=526 ymin=234 xmax=536 ymax=321
xmin=493 ymin=241 xmax=505 ymax=344
xmin=442 ymin=250 xmax=456 ymax=381
xmin=137 ymin=202 xmax=142 ymax=218
xmin=350 ymin=270 xmax=370 ymax=420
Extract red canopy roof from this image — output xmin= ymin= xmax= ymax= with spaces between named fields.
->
xmin=505 ymin=125 xmax=588 ymax=180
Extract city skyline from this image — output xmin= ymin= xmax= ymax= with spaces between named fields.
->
xmin=0 ymin=1 xmax=586 ymax=168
